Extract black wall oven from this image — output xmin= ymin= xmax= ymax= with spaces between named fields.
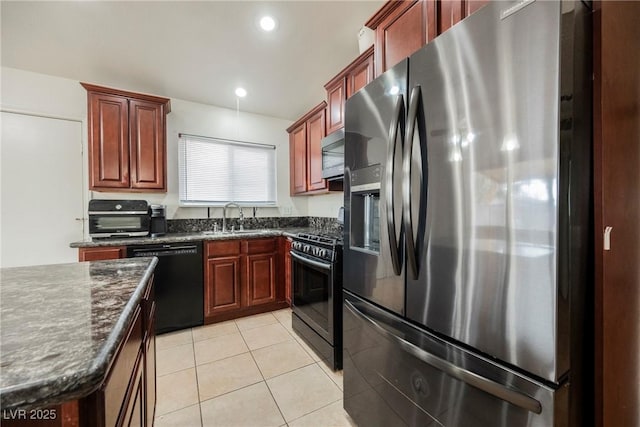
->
xmin=291 ymin=233 xmax=343 ymax=370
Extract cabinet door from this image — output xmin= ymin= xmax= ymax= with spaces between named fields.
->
xmin=306 ymin=108 xmax=327 ymax=192
xmin=466 ymin=0 xmax=489 ymax=16
xmin=119 ymin=354 xmax=144 ymax=427
xmin=289 ymin=123 xmax=307 ymax=195
xmin=245 ymin=252 xmax=277 ymax=307
xmin=78 ymin=246 xmax=126 ymax=262
xmin=594 ymin=2 xmax=640 ymax=425
xmin=284 ymin=238 xmax=292 ymax=306
xmin=438 ymin=0 xmax=465 ymax=34
xmin=374 ymin=0 xmax=428 ymax=76
xmin=88 ymin=93 xmax=129 ymax=189
xmin=347 ymin=51 xmax=374 ymax=98
xmin=326 ymin=78 xmax=346 ymax=134
xmin=144 ymin=311 xmax=156 ymax=427
xmin=204 ymin=256 xmax=242 ymax=318
xmin=129 ymin=100 xmax=166 ymax=191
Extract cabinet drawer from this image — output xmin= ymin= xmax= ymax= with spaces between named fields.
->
xmin=242 ymin=238 xmax=277 ymax=254
xmin=78 ymin=246 xmax=126 ymax=262
xmin=207 ymin=240 xmax=241 ymax=257
xmin=117 ymin=349 xmax=144 ymax=427
xmin=142 ymin=276 xmax=155 ymax=333
xmin=103 ymin=307 xmax=143 ymax=427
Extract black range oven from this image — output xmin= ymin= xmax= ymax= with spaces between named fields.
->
xmin=291 ymin=232 xmax=343 ymax=370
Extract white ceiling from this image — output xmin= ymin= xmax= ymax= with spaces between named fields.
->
xmin=1 ymin=1 xmax=384 ymax=121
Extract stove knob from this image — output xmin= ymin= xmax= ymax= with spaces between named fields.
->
xmin=318 ymin=249 xmax=327 ymax=258
xmin=303 ymin=245 xmax=310 ymax=253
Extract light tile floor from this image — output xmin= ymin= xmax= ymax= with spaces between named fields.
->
xmin=154 ymin=308 xmax=356 ymax=427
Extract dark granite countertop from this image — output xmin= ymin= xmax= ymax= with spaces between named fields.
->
xmin=69 ymin=228 xmax=316 ymax=248
xmin=0 ymin=257 xmax=158 ymax=410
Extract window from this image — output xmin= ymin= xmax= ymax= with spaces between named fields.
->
xmin=178 ymin=133 xmax=277 ymax=206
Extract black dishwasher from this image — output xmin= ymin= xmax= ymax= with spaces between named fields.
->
xmin=127 ymin=242 xmax=203 ymax=334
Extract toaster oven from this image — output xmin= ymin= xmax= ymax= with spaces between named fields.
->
xmin=88 ymin=199 xmax=150 ymax=238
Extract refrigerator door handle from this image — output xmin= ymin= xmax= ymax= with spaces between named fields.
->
xmin=403 ymin=86 xmax=423 ymax=279
xmin=344 ymin=299 xmax=543 ymax=415
xmin=386 ymin=95 xmax=404 ymax=276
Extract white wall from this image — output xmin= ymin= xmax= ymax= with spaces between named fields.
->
xmin=307 ymin=191 xmax=344 ymax=218
xmin=163 ymin=98 xmax=306 ymax=220
xmin=2 ymin=67 xmax=345 ymax=233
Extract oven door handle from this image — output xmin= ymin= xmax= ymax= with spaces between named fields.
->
xmin=290 ymin=251 xmax=332 ymax=270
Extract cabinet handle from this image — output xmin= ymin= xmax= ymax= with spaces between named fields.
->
xmin=604 ymin=226 xmax=613 ymax=251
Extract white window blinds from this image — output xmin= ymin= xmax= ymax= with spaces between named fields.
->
xmin=178 ymin=134 xmax=277 ymax=206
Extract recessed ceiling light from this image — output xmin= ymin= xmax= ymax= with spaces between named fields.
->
xmin=259 ymin=16 xmax=277 ymax=32
xmin=235 ymin=87 xmax=247 ymax=98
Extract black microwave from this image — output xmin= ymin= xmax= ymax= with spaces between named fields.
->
xmin=88 ymin=199 xmax=150 ymax=238
xmin=321 ymin=129 xmax=345 ymax=180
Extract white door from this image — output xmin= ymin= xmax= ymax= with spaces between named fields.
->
xmin=1 ymin=111 xmax=84 ymax=268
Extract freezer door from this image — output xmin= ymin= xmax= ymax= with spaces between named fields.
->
xmin=343 ymin=60 xmax=408 ymax=315
xmin=343 ymin=291 xmax=567 ymax=427
xmin=405 ymin=0 xmax=580 ymax=382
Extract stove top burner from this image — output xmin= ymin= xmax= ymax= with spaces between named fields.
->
xmin=291 ymin=231 xmax=343 ymax=263
xmin=296 ymin=232 xmax=342 ymax=246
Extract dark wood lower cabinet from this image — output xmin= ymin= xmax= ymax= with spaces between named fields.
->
xmin=282 ymin=237 xmax=292 ymax=306
xmin=205 ymin=237 xmax=288 ymax=323
xmin=205 ymin=256 xmax=242 ymax=317
xmin=3 ymin=277 xmax=156 ymax=427
xmin=593 ymin=2 xmax=640 ymax=426
xmin=245 ymin=253 xmax=277 ymax=306
xmin=118 ymin=354 xmax=144 ymax=427
xmin=78 ymin=246 xmax=125 ymax=262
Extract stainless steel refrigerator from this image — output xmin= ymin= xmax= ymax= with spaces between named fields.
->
xmin=342 ymin=1 xmax=592 ymax=426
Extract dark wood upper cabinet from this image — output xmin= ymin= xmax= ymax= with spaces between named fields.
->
xmin=306 ymin=107 xmax=326 ymax=192
xmin=129 ymin=99 xmax=165 ymax=190
xmin=366 ymin=0 xmax=490 ymax=77
xmin=438 ymin=0 xmax=465 ymax=34
xmin=287 ymin=102 xmax=329 ymax=196
xmin=324 ymin=45 xmax=375 ymax=136
xmin=325 ymin=79 xmax=345 ymax=135
xmin=439 ymin=0 xmax=488 ymax=32
xmin=88 ymin=93 xmax=130 ymax=189
xmin=466 ymin=0 xmax=490 ymax=16
xmin=81 ymin=83 xmax=170 ymax=193
xmin=347 ymin=47 xmax=375 ymax=98
xmin=366 ymin=0 xmax=436 ymax=76
xmin=289 ymin=122 xmax=307 ymax=195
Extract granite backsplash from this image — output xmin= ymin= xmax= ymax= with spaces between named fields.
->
xmin=168 ymin=216 xmax=343 ymax=234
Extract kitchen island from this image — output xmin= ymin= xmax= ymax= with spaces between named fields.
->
xmin=0 ymin=257 xmax=157 ymax=426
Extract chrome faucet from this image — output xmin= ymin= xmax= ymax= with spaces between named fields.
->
xmin=222 ymin=202 xmax=244 ymax=232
